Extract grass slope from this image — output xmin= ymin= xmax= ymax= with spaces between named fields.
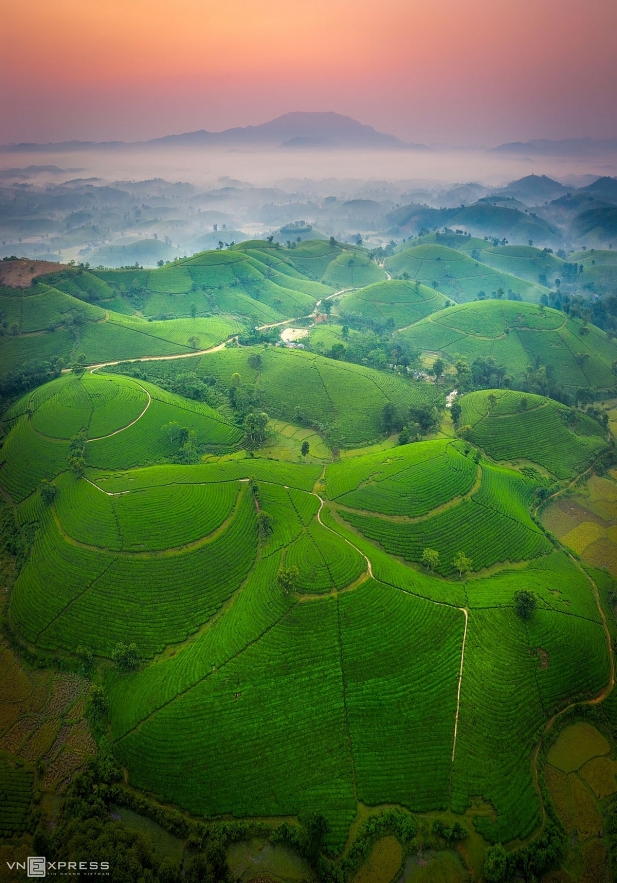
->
xmin=460 ymin=389 xmax=606 ymax=478
xmin=385 ymin=245 xmax=549 ymax=303
xmin=397 ymin=299 xmax=617 ymax=392
xmin=337 ymin=279 xmax=449 ymax=328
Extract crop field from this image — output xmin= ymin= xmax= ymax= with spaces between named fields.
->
xmin=450 ymin=609 xmax=545 ymax=843
xmin=115 ymin=599 xmax=358 ymax=851
xmin=326 ymin=439 xmax=476 ymax=516
xmin=337 ymin=460 xmax=550 ymax=575
xmin=339 ymin=581 xmax=463 ymax=810
xmin=2 ymin=240 xmax=617 ymax=873
xmin=0 ymin=759 xmax=33 ymax=837
xmin=396 ymin=299 xmax=617 ymax=391
xmin=385 ymin=244 xmax=549 ymax=303
xmin=337 ymin=280 xmax=449 ymax=328
xmin=200 ymin=345 xmax=435 ymax=447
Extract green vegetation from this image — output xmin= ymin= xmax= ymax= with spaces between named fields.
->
xmin=0 ymin=759 xmax=33 ymax=837
xmin=385 ymin=244 xmax=549 ymax=303
xmin=2 ymin=237 xmax=617 ymax=880
xmin=460 ymin=389 xmax=607 ymax=477
xmin=336 ymin=279 xmax=449 ymax=328
xmin=397 ymin=299 xmax=617 ymax=395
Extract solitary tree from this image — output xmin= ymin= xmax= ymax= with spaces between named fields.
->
xmin=301 ymin=440 xmax=310 ymax=458
xmin=277 ymin=565 xmax=300 ymax=595
xmin=188 ymin=335 xmax=200 ymax=349
xmin=487 ymin=393 xmax=498 ymax=413
xmin=421 ymin=548 xmax=440 ymax=571
xmin=257 ymin=510 xmax=273 ymax=539
xmin=40 ymin=480 xmax=57 ymax=505
xmin=432 ymin=358 xmax=445 ymax=380
xmin=453 ymin=552 xmax=472 ymax=578
xmin=450 ymin=401 xmax=462 ymax=425
xmin=247 ymin=353 xmax=262 ymax=370
xmin=190 ymin=302 xmax=197 ymax=319
xmin=514 ymin=590 xmax=537 ymax=620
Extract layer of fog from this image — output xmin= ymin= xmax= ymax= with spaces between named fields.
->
xmin=3 ymin=145 xmax=617 ymax=191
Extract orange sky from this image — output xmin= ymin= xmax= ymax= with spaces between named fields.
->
xmin=2 ymin=0 xmax=617 ymax=144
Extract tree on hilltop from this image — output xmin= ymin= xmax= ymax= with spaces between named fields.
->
xmin=421 ymin=548 xmax=440 ymax=571
xmin=514 ymin=590 xmax=537 ymax=620
xmin=453 ymin=552 xmax=472 ymax=578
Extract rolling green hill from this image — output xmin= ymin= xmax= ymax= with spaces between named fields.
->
xmin=2 ymin=235 xmax=617 ymax=878
xmin=459 ymin=389 xmax=607 ymax=478
xmin=396 ymin=299 xmax=617 ymax=393
xmin=53 ymin=240 xmax=384 ymax=322
xmin=110 ymin=344 xmax=437 ymax=448
xmin=0 ymin=289 xmax=242 ymax=375
xmin=336 ymin=279 xmax=450 ymax=328
xmin=2 ymin=387 xmax=610 ymax=852
xmin=385 ymin=244 xmax=550 ymax=303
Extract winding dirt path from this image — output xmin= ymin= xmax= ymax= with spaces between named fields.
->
xmin=85 ymin=382 xmax=152 ymax=442
xmin=310 ymin=488 xmax=470 ymax=766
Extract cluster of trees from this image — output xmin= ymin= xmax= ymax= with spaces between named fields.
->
xmin=68 ymin=431 xmax=87 ymax=477
xmin=315 ymin=314 xmax=421 ymax=373
xmin=163 ymin=421 xmax=201 ymax=464
xmin=421 ymin=548 xmax=472 ymax=577
xmin=29 ymin=749 xmax=232 ymax=883
xmin=0 ymin=358 xmax=64 ymax=412
xmin=111 ymin=642 xmax=140 ymax=672
xmin=382 ymin=403 xmax=443 ymax=443
xmin=453 ymin=355 xmax=574 ymax=405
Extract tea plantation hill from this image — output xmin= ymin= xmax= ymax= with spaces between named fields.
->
xmin=0 ymin=363 xmax=613 ymax=855
xmin=335 ymin=279 xmax=450 ymax=328
xmin=189 ymin=344 xmax=437 ymax=448
xmin=0 ymin=240 xmax=384 ymax=375
xmin=396 ymin=299 xmax=617 ymax=394
xmin=0 ymin=277 xmax=242 ymax=376
xmin=395 ymin=232 xmax=617 ymax=298
xmin=61 ymin=239 xmax=384 ymax=321
xmin=458 ymin=389 xmax=607 ymax=479
xmin=384 ymin=243 xmax=550 ymax=303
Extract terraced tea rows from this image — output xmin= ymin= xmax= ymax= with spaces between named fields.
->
xmin=337 ymin=279 xmax=449 ymax=328
xmin=338 ymin=460 xmax=550 ymax=575
xmin=397 ymin=299 xmax=617 ymax=392
xmin=326 ymin=440 xmax=476 ymax=516
xmin=0 ymin=759 xmax=33 ymax=837
xmin=385 ymin=244 xmax=549 ymax=303
xmin=460 ymin=390 xmax=606 ymax=478
xmin=339 ymin=582 xmax=463 ymax=810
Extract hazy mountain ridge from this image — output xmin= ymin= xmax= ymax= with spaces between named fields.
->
xmin=0 ymin=112 xmax=423 ymax=152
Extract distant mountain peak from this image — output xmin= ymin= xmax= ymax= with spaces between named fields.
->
xmin=0 ymin=112 xmax=427 ymax=153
